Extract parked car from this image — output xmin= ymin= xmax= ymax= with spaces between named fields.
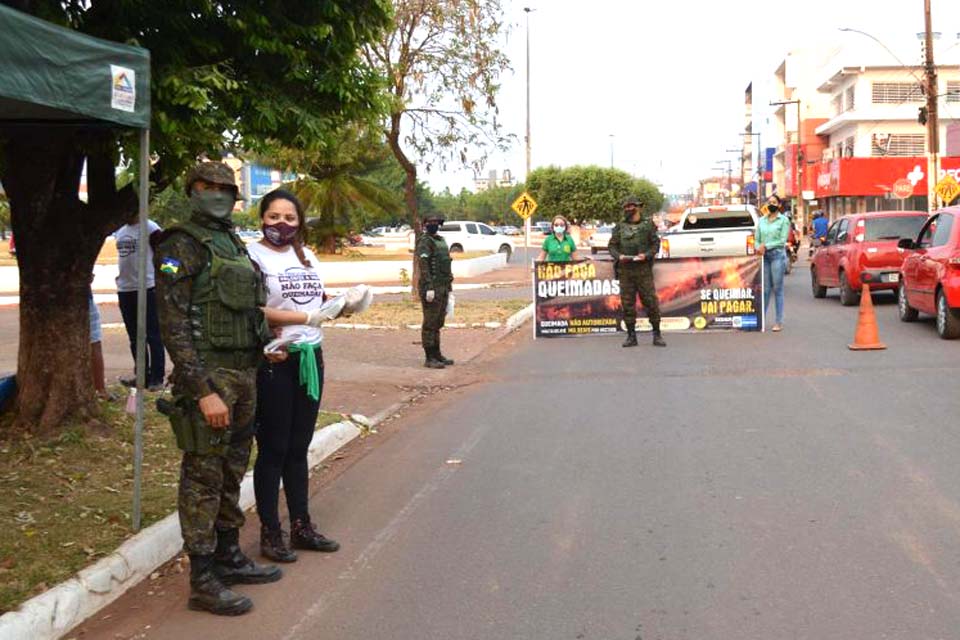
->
xmin=498 ymin=225 xmax=521 ymax=236
xmin=897 ymin=208 xmax=960 ymax=338
xmin=588 ymin=225 xmax=614 ymax=254
xmin=658 ymin=205 xmax=758 ymax=258
xmin=236 ymin=229 xmax=263 ymax=243
xmin=533 ymin=221 xmax=551 ymax=235
xmin=438 ymin=220 xmax=515 ymax=258
xmin=810 ymin=211 xmax=928 ymax=306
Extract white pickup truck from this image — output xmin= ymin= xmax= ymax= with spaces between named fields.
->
xmin=659 ymin=205 xmax=758 ymax=259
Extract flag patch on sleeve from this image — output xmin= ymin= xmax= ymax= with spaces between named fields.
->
xmin=159 ymin=257 xmax=181 ymax=274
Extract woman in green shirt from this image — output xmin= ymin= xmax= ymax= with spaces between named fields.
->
xmin=538 ymin=215 xmax=579 ymax=262
xmin=756 ymin=195 xmax=791 ymax=332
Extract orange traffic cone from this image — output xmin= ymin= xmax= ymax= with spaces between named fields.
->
xmin=848 ymin=284 xmax=886 ymax=350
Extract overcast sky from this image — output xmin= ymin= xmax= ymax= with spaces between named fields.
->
xmin=422 ymin=0 xmax=960 ymax=196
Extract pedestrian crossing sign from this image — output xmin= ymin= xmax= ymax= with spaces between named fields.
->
xmin=935 ymin=175 xmax=960 ymax=205
xmin=511 ymin=192 xmax=538 ymax=220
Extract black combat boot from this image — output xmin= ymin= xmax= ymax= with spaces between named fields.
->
xmin=291 ymin=517 xmax=341 ymax=553
xmin=213 ymin=528 xmax=283 ymax=585
xmin=424 ymin=348 xmax=445 ymax=368
xmin=434 ymin=345 xmax=454 ymax=366
xmin=188 ymin=554 xmax=252 ymax=616
xmin=652 ymin=330 xmax=666 ymax=347
xmin=260 ymin=525 xmax=297 ymax=563
xmin=621 ymin=323 xmax=638 ymax=347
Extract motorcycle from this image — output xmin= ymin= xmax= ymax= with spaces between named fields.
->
xmin=785 ymin=226 xmax=800 ymax=274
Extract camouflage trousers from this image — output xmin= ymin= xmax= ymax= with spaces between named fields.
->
xmin=619 ymin=263 xmax=661 ymax=330
xmin=177 ymin=367 xmax=257 ymax=555
xmin=420 ymin=288 xmax=449 ymax=355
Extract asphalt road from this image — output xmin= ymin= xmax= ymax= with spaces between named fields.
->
xmin=80 ymin=259 xmax=960 ymax=640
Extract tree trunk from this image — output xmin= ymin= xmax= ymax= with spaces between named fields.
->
xmin=386 ymin=114 xmax=421 ymax=298
xmin=1 ymin=129 xmax=125 ymax=435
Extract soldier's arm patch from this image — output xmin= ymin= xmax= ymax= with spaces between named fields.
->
xmin=159 ymin=257 xmax=182 ymax=275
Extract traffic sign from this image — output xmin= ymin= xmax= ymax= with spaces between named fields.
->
xmin=935 ymin=175 xmax=960 ymax=204
xmin=511 ymin=192 xmax=538 ymax=220
xmin=892 ymin=178 xmax=914 ymax=200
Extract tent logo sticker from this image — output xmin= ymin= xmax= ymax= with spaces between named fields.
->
xmin=110 ymin=65 xmax=136 ymax=113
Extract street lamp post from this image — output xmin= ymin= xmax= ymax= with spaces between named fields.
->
xmin=770 ymin=99 xmax=803 ymax=229
xmin=523 ymin=6 xmax=533 ymax=269
xmin=725 ymin=149 xmax=744 ymax=202
xmin=609 ymin=133 xmax=614 ymax=169
xmin=740 ymin=131 xmax=763 ymax=205
xmin=716 ymin=159 xmax=733 ymax=202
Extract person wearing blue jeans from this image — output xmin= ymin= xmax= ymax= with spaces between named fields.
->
xmin=756 ymin=195 xmax=791 ymax=331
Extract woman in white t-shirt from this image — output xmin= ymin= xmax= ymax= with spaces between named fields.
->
xmin=248 ymin=190 xmax=340 ymax=563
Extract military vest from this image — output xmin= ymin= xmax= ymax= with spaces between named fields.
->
xmin=618 ymin=220 xmax=656 ymax=257
xmin=420 ymin=234 xmax=453 ymax=287
xmin=170 ymin=220 xmax=268 ymax=362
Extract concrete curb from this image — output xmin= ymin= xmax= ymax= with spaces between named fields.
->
xmin=503 ymin=303 xmax=534 ymax=334
xmin=0 ymin=416 xmax=377 ymax=640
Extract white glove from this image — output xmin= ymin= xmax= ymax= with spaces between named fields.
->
xmin=305 ymin=297 xmax=347 ymax=327
xmin=425 ymin=290 xmax=436 ymax=303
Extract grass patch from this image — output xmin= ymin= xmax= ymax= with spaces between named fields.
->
xmin=345 ymin=298 xmax=529 ymax=327
xmin=0 ymin=395 xmax=344 ymax=614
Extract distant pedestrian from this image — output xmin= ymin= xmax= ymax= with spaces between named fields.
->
xmin=608 ymin=196 xmax=666 ymax=347
xmin=417 ymin=214 xmax=455 ymax=368
xmin=114 ymin=212 xmax=166 ymax=390
xmin=246 ymin=189 xmax=341 ymax=563
xmin=757 ymin=195 xmax=791 ymax=332
xmin=812 ymin=210 xmax=829 ymax=246
xmin=89 ymin=287 xmax=111 ymax=401
xmin=537 ymin=215 xmax=578 ymax=262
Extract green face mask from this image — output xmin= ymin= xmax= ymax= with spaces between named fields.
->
xmin=190 ymin=190 xmax=235 ymax=220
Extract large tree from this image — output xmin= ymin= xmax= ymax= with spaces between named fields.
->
xmin=0 ymin=0 xmax=391 ymax=434
xmin=363 ymin=0 xmax=512 ymax=291
xmin=526 ymin=165 xmax=665 ymax=225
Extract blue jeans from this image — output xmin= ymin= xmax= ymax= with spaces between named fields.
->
xmin=763 ymin=248 xmax=785 ymax=326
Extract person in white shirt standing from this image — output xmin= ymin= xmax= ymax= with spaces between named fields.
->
xmin=114 ymin=212 xmax=166 ymax=389
xmin=246 ymin=189 xmax=340 ymax=563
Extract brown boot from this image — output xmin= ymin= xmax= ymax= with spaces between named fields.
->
xmin=291 ymin=518 xmax=340 ymax=553
xmin=260 ymin=525 xmax=297 ymax=563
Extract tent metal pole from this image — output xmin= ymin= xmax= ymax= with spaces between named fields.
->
xmin=132 ymin=128 xmax=150 ymax=532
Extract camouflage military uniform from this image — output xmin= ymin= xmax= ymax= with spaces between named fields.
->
xmin=417 ymin=229 xmax=453 ymax=366
xmin=608 ymin=208 xmax=663 ymax=344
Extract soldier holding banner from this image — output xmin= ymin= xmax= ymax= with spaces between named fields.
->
xmin=608 ymin=196 xmax=666 ymax=348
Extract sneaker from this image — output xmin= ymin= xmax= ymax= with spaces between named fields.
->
xmin=119 ymin=376 xmax=137 ymax=388
xmin=772 ymin=324 xmax=782 ymax=332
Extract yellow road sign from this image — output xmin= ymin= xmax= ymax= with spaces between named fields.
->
xmin=511 ymin=192 xmax=538 ymax=220
xmin=935 ymin=174 xmax=960 ymax=204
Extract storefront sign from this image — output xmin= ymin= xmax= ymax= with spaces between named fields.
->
xmin=813 ymin=157 xmax=960 ymax=198
xmin=534 ymin=257 xmax=764 ymax=337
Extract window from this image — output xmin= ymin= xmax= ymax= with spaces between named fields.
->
xmin=844 ymin=136 xmax=855 ymax=157
xmin=917 ymin=215 xmax=937 ymax=248
xmin=948 ymin=81 xmax=960 ymax=103
xmin=845 ymin=86 xmax=856 ymax=111
xmin=871 ymin=133 xmax=925 ymax=156
xmin=837 ymin=218 xmax=850 ymax=243
xmin=440 ymin=223 xmax=460 ymax=232
xmin=826 ymin=221 xmax=841 ymax=244
xmin=478 ymin=224 xmax=496 ymax=236
xmin=832 ymin=94 xmax=842 ymax=116
xmin=864 ymin=215 xmax=928 ymax=241
xmin=932 ymin=213 xmax=954 ymax=247
xmin=465 ymin=223 xmax=478 ymax=234
xmin=872 ymin=82 xmax=924 ymax=104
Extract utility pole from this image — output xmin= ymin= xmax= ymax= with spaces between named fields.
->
xmin=524 ymin=7 xmax=532 ymax=268
xmin=609 ymin=134 xmax=614 ymax=168
xmin=924 ymin=0 xmax=940 ymax=212
xmin=740 ymin=131 xmax=763 ymax=205
xmin=770 ymin=99 xmax=803 ymax=227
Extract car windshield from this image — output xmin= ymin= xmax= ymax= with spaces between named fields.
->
xmin=682 ymin=211 xmax=754 ymax=230
xmin=864 ymin=215 xmax=928 ymax=241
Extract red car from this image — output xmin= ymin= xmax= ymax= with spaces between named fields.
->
xmin=897 ymin=207 xmax=960 ymax=338
xmin=810 ymin=211 xmax=929 ymax=306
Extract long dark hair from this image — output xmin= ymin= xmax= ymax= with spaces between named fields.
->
xmin=259 ymin=189 xmax=311 ymax=267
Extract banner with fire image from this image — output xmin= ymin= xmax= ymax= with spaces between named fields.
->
xmin=533 ymin=257 xmax=763 ymax=337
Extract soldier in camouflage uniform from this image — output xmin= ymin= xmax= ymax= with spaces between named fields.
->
xmin=608 ymin=196 xmax=667 ymax=348
xmin=154 ymin=162 xmax=281 ymax=616
xmin=417 ymin=214 xmax=454 ymax=369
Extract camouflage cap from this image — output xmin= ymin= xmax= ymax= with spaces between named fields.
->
xmin=622 ymin=195 xmax=643 ymax=208
xmin=423 ymin=214 xmax=445 ymax=223
xmin=184 ymin=162 xmax=239 ymax=197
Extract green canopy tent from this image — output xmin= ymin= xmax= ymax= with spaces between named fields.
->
xmin=0 ymin=4 xmax=152 ymax=530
